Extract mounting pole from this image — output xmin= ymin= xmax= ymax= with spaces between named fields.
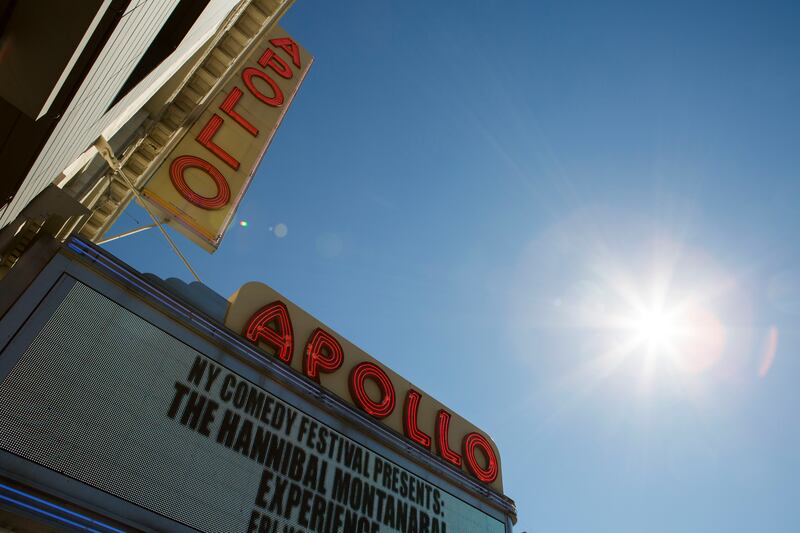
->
xmin=94 ymin=137 xmax=202 ymax=283
xmin=95 ymin=223 xmax=158 ymax=245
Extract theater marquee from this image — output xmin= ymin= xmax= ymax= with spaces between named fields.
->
xmin=0 ymin=278 xmax=507 ymax=532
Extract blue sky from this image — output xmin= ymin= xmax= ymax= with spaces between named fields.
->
xmin=107 ymin=1 xmax=800 ymax=531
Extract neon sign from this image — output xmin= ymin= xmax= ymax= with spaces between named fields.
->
xmin=143 ymin=27 xmax=313 ymax=252
xmin=234 ymin=286 xmax=501 ymax=487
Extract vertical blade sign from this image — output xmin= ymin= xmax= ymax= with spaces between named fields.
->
xmin=142 ymin=26 xmax=312 ymax=252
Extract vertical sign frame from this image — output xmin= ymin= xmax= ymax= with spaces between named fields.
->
xmin=141 ymin=25 xmax=312 ymax=252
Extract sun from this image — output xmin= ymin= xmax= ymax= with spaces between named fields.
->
xmin=609 ymin=290 xmax=727 ymax=377
xmin=634 ymin=308 xmax=678 ymax=350
xmin=507 ymin=215 xmax=734 ymax=384
xmin=586 ymin=263 xmax=729 ymax=379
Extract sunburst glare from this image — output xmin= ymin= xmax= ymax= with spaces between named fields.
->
xmin=633 ymin=307 xmax=677 ymax=349
xmin=508 ymin=211 xmax=741 ymax=397
xmin=612 ymin=294 xmax=726 ymax=378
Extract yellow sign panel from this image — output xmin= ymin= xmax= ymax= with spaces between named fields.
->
xmin=143 ymin=25 xmax=312 ymax=252
xmin=226 ymin=281 xmax=505 ymax=492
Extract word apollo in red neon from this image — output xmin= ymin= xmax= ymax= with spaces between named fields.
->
xmin=170 ymin=37 xmax=303 ymax=210
xmin=242 ymin=300 xmax=499 ymax=485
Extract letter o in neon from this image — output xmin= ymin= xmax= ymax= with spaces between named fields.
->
xmin=242 ymin=67 xmax=284 ymax=107
xmin=462 ymin=432 xmax=499 ymax=484
xmin=169 ymin=155 xmax=231 ymax=210
xmin=348 ymin=362 xmax=396 ymax=419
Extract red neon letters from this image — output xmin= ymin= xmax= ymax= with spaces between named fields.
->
xmin=463 ymin=432 xmax=499 ymax=484
xmin=303 ymin=328 xmax=344 ymax=382
xmin=349 ymin=362 xmax=396 ymax=419
xmin=242 ymin=67 xmax=284 ymax=107
xmin=436 ymin=410 xmax=463 ymax=467
xmin=220 ymin=87 xmax=258 ymax=136
xmin=169 ymin=155 xmax=231 ymax=209
xmin=269 ymin=37 xmax=301 ymax=68
xmin=403 ymin=389 xmax=432 ymax=449
xmin=196 ymin=114 xmax=240 ymax=170
xmin=169 ymin=37 xmax=304 ymax=211
xmin=243 ymin=301 xmax=294 ymax=364
xmin=258 ymin=48 xmax=292 ymax=79
xmin=240 ymin=296 xmax=500 ymax=485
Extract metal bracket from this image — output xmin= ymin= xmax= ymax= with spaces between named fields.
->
xmin=93 ymin=136 xmax=201 ymax=282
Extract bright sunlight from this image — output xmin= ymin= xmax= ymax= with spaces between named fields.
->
xmin=634 ymin=308 xmax=677 ymax=349
xmin=610 ymin=286 xmax=727 ymax=377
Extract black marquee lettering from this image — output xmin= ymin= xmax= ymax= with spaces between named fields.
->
xmin=233 ymin=419 xmax=254 ymax=455
xmin=255 ymin=469 xmax=273 ymax=508
xmin=186 ymin=356 xmax=207 ymax=387
xmin=167 ymin=382 xmax=190 ymax=418
xmin=180 ymin=391 xmax=206 ymax=429
xmin=164 ymin=352 xmax=465 ymax=532
xmin=204 ymin=363 xmax=221 ymax=392
xmin=220 ymin=374 xmax=235 ymax=402
xmin=216 ymin=409 xmax=240 ymax=448
xmin=247 ymin=510 xmax=260 ymax=533
xmin=197 ymin=398 xmax=218 ymax=436
xmin=310 ymin=494 xmax=326 ymax=531
xmin=420 ymin=511 xmax=430 ymax=533
xmin=269 ymin=477 xmax=288 ymax=516
xmin=285 ymin=483 xmax=302 ymax=519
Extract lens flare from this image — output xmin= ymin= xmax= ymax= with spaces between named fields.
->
xmin=758 ymin=326 xmax=779 ymax=378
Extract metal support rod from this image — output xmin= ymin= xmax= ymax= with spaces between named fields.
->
xmin=96 ymin=223 xmax=158 ymax=245
xmin=94 ymin=136 xmax=202 ymax=283
xmin=116 ymin=168 xmax=202 ymax=282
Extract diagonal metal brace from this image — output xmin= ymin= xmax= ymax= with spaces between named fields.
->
xmin=94 ymin=136 xmax=201 ymax=282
